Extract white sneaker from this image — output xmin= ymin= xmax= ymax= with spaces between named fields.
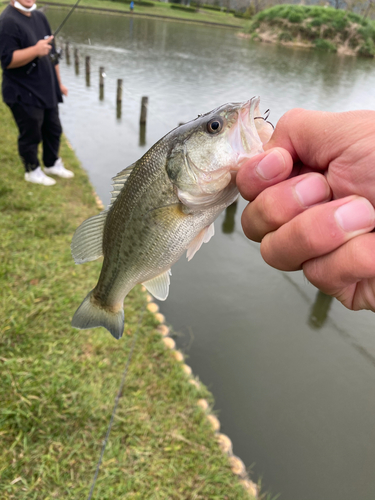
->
xmin=25 ymin=166 xmax=56 ymax=186
xmin=44 ymin=158 xmax=74 ymax=178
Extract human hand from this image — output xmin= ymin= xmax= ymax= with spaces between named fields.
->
xmin=237 ymin=109 xmax=375 ymax=312
xmin=60 ymin=84 xmax=68 ymax=96
xmin=35 ymin=36 xmax=54 ymax=57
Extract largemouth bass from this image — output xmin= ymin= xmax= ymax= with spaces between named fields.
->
xmin=71 ymin=97 xmax=273 ymax=339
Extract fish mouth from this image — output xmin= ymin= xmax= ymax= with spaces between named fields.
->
xmin=228 ymin=96 xmax=273 ymax=173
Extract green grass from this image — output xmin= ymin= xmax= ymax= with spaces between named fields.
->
xmin=0 ymin=94 xmax=255 ymax=497
xmin=245 ymin=4 xmax=375 ymax=56
xmin=39 ymin=0 xmax=247 ymax=28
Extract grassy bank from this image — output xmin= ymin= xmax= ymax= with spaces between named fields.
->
xmin=0 ymin=93 xmax=257 ymax=497
xmin=243 ymin=4 xmax=375 ymax=57
xmin=39 ymin=0 xmax=246 ymax=28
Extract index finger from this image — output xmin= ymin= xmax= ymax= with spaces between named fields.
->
xmin=265 ymin=108 xmax=374 ymax=170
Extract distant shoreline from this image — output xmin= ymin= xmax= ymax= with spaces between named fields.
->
xmin=36 ymin=0 xmax=244 ymax=29
xmin=242 ymin=4 xmax=375 ymax=58
xmin=238 ymin=30 xmax=356 ymax=56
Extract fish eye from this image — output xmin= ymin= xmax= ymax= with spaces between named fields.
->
xmin=207 ymin=118 xmax=223 ymax=134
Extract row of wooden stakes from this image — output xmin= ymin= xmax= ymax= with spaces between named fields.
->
xmin=63 ymin=42 xmax=148 ymax=125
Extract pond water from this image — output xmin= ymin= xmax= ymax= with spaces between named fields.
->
xmin=46 ymin=8 xmax=375 ymax=500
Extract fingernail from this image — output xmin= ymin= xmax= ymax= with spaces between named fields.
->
xmin=295 ymin=175 xmax=329 ymax=207
xmin=256 ymin=150 xmax=285 ymax=180
xmin=335 ymin=198 xmax=375 ymax=232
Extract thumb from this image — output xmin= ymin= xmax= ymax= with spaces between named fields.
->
xmin=236 ymin=148 xmax=293 ymax=202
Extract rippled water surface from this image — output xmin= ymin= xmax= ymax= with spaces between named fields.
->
xmin=46 ymin=8 xmax=375 ymax=499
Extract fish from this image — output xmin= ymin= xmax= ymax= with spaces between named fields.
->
xmin=71 ymin=96 xmax=273 ymax=339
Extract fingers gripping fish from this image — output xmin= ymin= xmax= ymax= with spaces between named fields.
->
xmin=71 ymin=97 xmax=273 ymax=339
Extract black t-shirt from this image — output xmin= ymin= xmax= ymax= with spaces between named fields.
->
xmin=0 ymin=4 xmax=62 ymax=108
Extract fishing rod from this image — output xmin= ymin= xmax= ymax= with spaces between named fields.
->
xmin=53 ymin=0 xmax=83 ymax=38
xmin=27 ymin=0 xmax=83 ymax=73
xmin=49 ymin=0 xmax=84 ymax=63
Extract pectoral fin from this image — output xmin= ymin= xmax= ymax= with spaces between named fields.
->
xmin=142 ymin=269 xmax=172 ymax=301
xmin=71 ymin=162 xmax=138 ymax=265
xmin=71 ymin=211 xmax=107 ymax=264
xmin=186 ymin=223 xmax=215 ymax=261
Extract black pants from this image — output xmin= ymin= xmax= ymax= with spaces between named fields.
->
xmin=8 ymin=102 xmax=62 ymax=172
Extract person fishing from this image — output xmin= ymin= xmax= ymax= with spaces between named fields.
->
xmin=0 ymin=0 xmax=74 ymax=185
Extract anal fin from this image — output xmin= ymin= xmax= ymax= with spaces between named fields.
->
xmin=142 ymin=270 xmax=172 ymax=301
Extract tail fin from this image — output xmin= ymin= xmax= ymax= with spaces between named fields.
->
xmin=71 ymin=291 xmax=125 ymax=340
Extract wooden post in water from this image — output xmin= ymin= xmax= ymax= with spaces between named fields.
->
xmin=139 ymin=123 xmax=146 ymax=147
xmin=308 ymin=291 xmax=333 ymax=330
xmin=85 ymin=56 xmax=90 ymax=86
xmin=140 ymin=96 xmax=148 ymax=125
xmin=99 ymin=67 xmax=105 ymax=101
xmin=116 ymin=79 xmax=123 ymax=104
xmin=222 ymin=201 xmax=238 ymax=234
xmin=116 ymin=79 xmax=123 ymax=119
xmin=74 ymin=47 xmax=79 ymax=74
xmin=139 ymin=97 xmax=148 ymax=146
xmin=65 ymin=42 xmax=70 ymax=65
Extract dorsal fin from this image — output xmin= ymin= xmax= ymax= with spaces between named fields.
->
xmin=109 ymin=162 xmax=137 ymax=208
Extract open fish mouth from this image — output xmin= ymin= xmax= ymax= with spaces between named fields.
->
xmin=228 ymin=96 xmax=273 ymax=171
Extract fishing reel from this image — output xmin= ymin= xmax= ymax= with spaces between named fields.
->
xmin=43 ymin=35 xmax=63 ymax=64
xmin=49 ymin=47 xmax=63 ymax=64
xmin=26 ymin=47 xmax=62 ymax=75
